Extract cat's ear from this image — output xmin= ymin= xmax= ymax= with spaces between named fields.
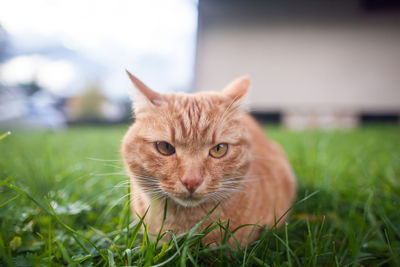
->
xmin=126 ymin=70 xmax=162 ymax=109
xmin=221 ymin=75 xmax=250 ymax=101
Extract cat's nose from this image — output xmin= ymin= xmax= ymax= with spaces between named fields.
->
xmin=181 ymin=176 xmax=203 ymax=193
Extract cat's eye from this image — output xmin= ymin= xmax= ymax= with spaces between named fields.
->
xmin=155 ymin=141 xmax=175 ymax=156
xmin=209 ymin=143 xmax=228 ymax=158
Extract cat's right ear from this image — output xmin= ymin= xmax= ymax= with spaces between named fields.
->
xmin=221 ymin=75 xmax=250 ymax=102
xmin=126 ymin=70 xmax=162 ymax=111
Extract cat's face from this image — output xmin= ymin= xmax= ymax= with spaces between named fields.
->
xmin=122 ymin=72 xmax=251 ymax=207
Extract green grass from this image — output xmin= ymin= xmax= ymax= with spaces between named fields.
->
xmin=0 ymin=125 xmax=399 ymax=266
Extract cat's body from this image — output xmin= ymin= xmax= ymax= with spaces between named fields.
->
xmin=122 ymin=72 xmax=296 ymax=245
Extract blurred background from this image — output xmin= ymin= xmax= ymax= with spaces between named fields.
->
xmin=1 ymin=0 xmax=400 ymax=130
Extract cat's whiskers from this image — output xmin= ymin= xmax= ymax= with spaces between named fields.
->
xmin=209 ymin=175 xmax=266 ymax=203
xmin=140 ymin=188 xmax=164 ymax=195
xmin=112 ymin=192 xmax=137 ymax=206
xmin=206 ymin=186 xmax=245 ymax=204
xmin=220 ymin=179 xmax=258 ymax=186
xmin=102 ymin=164 xmax=125 ymax=169
xmin=91 ymin=172 xmax=127 ymax=177
xmin=215 ymin=96 xmax=241 ymax=127
xmin=133 ymin=175 xmax=160 ymax=186
xmin=206 ymin=191 xmax=229 ymax=203
xmin=130 ymin=175 xmax=169 ymax=203
xmin=114 ymin=180 xmax=130 ymax=185
xmin=86 ymin=157 xmax=125 ymax=171
xmin=128 ymin=188 xmax=167 ymax=206
xmin=221 ymin=176 xmax=263 ymax=186
xmin=87 ymin=157 xmax=121 ymax=162
xmin=113 ymin=184 xmax=130 ymax=188
xmin=128 ymin=174 xmax=264 ymax=208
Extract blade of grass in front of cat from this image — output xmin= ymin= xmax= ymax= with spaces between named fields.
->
xmin=155 ymin=197 xmax=168 ymax=246
xmin=242 ymin=220 xmax=261 ymax=267
xmin=180 ymin=203 xmax=220 ymax=267
xmin=128 ymin=207 xmax=149 ymax=249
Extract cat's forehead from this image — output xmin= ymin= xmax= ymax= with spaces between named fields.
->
xmin=137 ymin=92 xmax=244 ymax=145
xmin=164 ymin=92 xmax=239 ymax=127
xmin=166 ymin=92 xmax=228 ymax=108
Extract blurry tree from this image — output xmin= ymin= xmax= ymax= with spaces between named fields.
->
xmin=66 ymin=84 xmax=107 ymax=123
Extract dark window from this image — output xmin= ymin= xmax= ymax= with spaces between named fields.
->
xmin=360 ymin=113 xmax=399 ymax=124
xmin=250 ymin=112 xmax=281 ymax=124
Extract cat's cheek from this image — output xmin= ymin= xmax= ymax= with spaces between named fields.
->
xmin=215 ymin=147 xmax=250 ymax=177
xmin=127 ymin=145 xmax=171 ymax=180
xmin=145 ymin=153 xmax=180 ymax=186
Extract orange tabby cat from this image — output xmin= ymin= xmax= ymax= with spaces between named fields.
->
xmin=121 ymin=71 xmax=296 ymax=246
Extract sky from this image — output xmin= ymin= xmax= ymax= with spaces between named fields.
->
xmin=0 ymin=0 xmax=198 ymax=99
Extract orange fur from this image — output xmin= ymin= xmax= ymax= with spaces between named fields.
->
xmin=121 ymin=72 xmax=296 ymax=246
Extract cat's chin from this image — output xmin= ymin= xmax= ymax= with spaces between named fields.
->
xmin=170 ymin=196 xmax=205 ymax=208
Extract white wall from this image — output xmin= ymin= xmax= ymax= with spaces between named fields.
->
xmin=194 ymin=3 xmax=400 ymax=128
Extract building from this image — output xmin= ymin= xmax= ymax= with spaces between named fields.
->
xmin=194 ymin=0 xmax=400 ymax=128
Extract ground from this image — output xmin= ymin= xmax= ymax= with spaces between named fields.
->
xmin=0 ymin=125 xmax=399 ymax=266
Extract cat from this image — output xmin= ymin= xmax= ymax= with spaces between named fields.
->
xmin=121 ymin=70 xmax=296 ymax=246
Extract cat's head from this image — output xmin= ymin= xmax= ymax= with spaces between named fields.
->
xmin=122 ymin=71 xmax=252 ymax=207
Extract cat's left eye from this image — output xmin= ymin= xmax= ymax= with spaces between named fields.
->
xmin=155 ymin=141 xmax=175 ymax=156
xmin=209 ymin=143 xmax=228 ymax=158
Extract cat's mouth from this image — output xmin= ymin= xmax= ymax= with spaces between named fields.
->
xmin=170 ymin=195 xmax=205 ymax=207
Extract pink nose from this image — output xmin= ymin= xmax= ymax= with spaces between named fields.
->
xmin=181 ymin=176 xmax=203 ymax=193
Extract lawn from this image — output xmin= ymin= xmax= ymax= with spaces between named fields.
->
xmin=0 ymin=125 xmax=399 ymax=266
